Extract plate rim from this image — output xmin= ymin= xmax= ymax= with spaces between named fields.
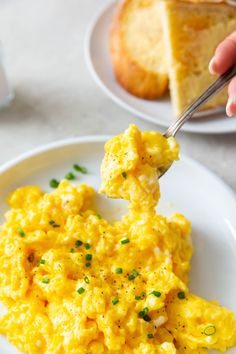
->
xmin=1 ymin=135 xmax=236 ymax=206
xmin=84 ymin=1 xmax=236 ymax=135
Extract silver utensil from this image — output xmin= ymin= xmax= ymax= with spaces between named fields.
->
xmin=160 ymin=63 xmax=236 ymax=177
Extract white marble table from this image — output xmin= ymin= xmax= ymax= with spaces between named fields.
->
xmin=0 ymin=0 xmax=235 ymax=191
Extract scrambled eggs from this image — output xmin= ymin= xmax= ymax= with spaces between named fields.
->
xmin=0 ymin=124 xmax=235 ymax=354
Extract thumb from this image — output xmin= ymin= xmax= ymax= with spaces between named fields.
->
xmin=226 ymin=76 xmax=236 ymax=117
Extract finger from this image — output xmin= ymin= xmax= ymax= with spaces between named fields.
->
xmin=226 ymin=76 xmax=236 ymax=117
xmin=209 ymin=31 xmax=236 ymax=75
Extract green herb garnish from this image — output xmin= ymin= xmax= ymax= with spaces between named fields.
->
xmin=147 ymin=333 xmax=154 ymax=339
xmin=143 ymin=315 xmax=151 ymax=322
xmin=77 ymin=287 xmax=85 ymax=294
xmin=204 ymin=325 xmax=216 ymax=336
xmin=85 ymin=262 xmax=91 ymax=267
xmin=17 ymin=227 xmax=25 ymax=237
xmin=177 ymin=291 xmax=186 ymax=300
xmin=49 ymin=179 xmax=59 ymax=188
xmin=42 ymin=277 xmax=50 ymax=284
xmin=122 ymin=171 xmax=127 ymax=179
xmin=84 ymin=243 xmax=91 ymax=250
xmin=84 ymin=276 xmax=90 ymax=284
xmin=135 ymin=295 xmax=142 ymax=300
xmin=139 ymin=307 xmax=151 ymax=322
xmin=128 ymin=269 xmax=139 ymax=281
xmin=139 ymin=307 xmax=149 ymax=317
xmin=121 ymin=238 xmax=130 ymax=244
xmin=115 ymin=267 xmax=123 ymax=274
xmin=85 ymin=254 xmax=92 ymax=261
xmin=128 ymin=274 xmax=135 ymax=281
xmin=135 ymin=293 xmax=145 ymax=300
xmin=150 ymin=291 xmax=161 ymax=298
xmin=112 ymin=298 xmax=119 ymax=305
xmin=73 ymin=164 xmax=87 ymax=174
xmin=65 ymin=172 xmax=76 ymax=180
xmin=75 ymin=240 xmax=83 ymax=247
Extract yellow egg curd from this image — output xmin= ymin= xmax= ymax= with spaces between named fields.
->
xmin=0 ymin=124 xmax=235 ymax=354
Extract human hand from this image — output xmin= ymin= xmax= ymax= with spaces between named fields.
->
xmin=209 ymin=31 xmax=236 ymax=117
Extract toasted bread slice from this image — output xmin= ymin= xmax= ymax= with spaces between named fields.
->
xmin=110 ymin=0 xmax=168 ymax=99
xmin=161 ymin=0 xmax=236 ymax=116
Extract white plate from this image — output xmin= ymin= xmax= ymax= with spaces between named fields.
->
xmin=85 ymin=1 xmax=236 ymax=134
xmin=0 ymin=136 xmax=236 ymax=353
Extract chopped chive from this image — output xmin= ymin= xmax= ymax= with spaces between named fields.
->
xmin=139 ymin=307 xmax=149 ymax=318
xmin=49 ymin=220 xmax=55 ymax=225
xmin=70 ymin=248 xmax=75 ymax=253
xmin=128 ymin=274 xmax=135 ymax=281
xmin=96 ymin=214 xmax=102 ymax=220
xmin=84 ymin=276 xmax=90 ymax=284
xmin=73 ymin=164 xmax=87 ymax=174
xmin=27 ymin=253 xmax=34 ymax=263
xmin=77 ymin=287 xmax=85 ymax=294
xmin=139 ymin=307 xmax=151 ymax=321
xmin=75 ymin=240 xmax=83 ymax=247
xmin=85 ymin=254 xmax=92 ymax=261
xmin=52 ymin=224 xmax=60 ymax=228
xmin=115 ymin=267 xmax=123 ymax=274
xmin=112 ymin=298 xmax=119 ymax=305
xmin=204 ymin=325 xmax=216 ymax=336
xmin=121 ymin=238 xmax=130 ymax=244
xmin=143 ymin=314 xmax=151 ymax=322
xmin=17 ymin=227 xmax=25 ymax=237
xmin=128 ymin=269 xmax=139 ymax=281
xmin=37 ymin=259 xmax=46 ymax=267
xmin=49 ymin=179 xmax=59 ymax=188
xmin=135 ymin=292 xmax=145 ymax=300
xmin=138 ymin=310 xmax=145 ymax=317
xmin=150 ymin=291 xmax=161 ymax=298
xmin=135 ymin=293 xmax=145 ymax=300
xmin=84 ymin=243 xmax=91 ymax=250
xmin=132 ymin=270 xmax=139 ymax=277
xmin=85 ymin=262 xmax=91 ymax=267
xmin=65 ymin=172 xmax=76 ymax=180
xmin=122 ymin=171 xmax=127 ymax=179
xmin=147 ymin=333 xmax=154 ymax=339
xmin=177 ymin=291 xmax=185 ymax=300
xmin=42 ymin=277 xmax=50 ymax=284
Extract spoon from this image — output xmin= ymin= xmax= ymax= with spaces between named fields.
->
xmin=160 ymin=63 xmax=236 ymax=177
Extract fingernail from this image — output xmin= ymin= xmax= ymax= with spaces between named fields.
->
xmin=209 ymin=57 xmax=217 ymax=74
xmin=226 ymin=96 xmax=236 ymax=117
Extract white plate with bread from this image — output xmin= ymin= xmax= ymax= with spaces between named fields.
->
xmin=85 ymin=0 xmax=236 ymax=134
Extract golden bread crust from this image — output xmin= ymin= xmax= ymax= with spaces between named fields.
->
xmin=110 ymin=0 xmax=168 ymax=99
xmin=161 ymin=0 xmax=236 ymax=116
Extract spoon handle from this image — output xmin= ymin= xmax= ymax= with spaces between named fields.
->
xmin=165 ymin=63 xmax=236 ymax=138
